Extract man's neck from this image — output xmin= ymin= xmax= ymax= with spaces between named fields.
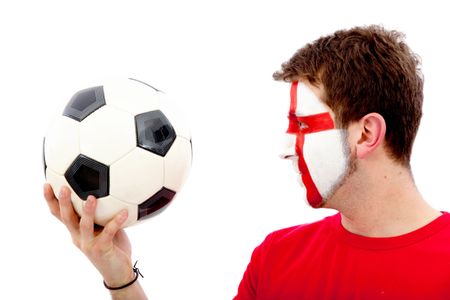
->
xmin=326 ymin=163 xmax=441 ymax=238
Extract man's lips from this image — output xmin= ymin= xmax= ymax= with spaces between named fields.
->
xmin=292 ymin=157 xmax=302 ymax=175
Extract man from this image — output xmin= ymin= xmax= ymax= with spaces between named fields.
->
xmin=44 ymin=25 xmax=450 ymax=299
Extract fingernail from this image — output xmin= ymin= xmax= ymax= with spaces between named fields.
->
xmin=59 ymin=187 xmax=66 ymax=198
xmin=119 ymin=210 xmax=128 ymax=222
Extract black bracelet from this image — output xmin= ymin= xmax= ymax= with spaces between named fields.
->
xmin=103 ymin=261 xmax=144 ymax=291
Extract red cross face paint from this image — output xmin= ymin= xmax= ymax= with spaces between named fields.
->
xmin=284 ymin=81 xmax=349 ymax=208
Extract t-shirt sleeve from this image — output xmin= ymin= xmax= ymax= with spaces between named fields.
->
xmin=233 ymin=233 xmax=275 ymax=300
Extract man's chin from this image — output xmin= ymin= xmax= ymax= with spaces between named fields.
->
xmin=306 ymin=198 xmax=326 ymax=209
xmin=303 ymin=189 xmax=326 ymax=209
xmin=297 ymin=176 xmax=326 ymax=208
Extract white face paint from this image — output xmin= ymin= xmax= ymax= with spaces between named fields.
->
xmin=303 ymin=129 xmax=349 ymax=201
xmin=295 ymin=83 xmax=330 ymax=116
xmin=282 ymin=82 xmax=350 ymax=206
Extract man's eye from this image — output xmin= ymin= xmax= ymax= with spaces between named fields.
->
xmin=298 ymin=122 xmax=309 ymax=130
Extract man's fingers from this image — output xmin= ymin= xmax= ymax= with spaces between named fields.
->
xmin=43 ymin=183 xmax=61 ymax=221
xmin=80 ymin=196 xmax=96 ymax=245
xmin=58 ymin=186 xmax=80 ymax=235
xmin=97 ymin=210 xmax=128 ymax=246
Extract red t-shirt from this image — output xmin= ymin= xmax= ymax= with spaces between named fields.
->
xmin=234 ymin=212 xmax=450 ymax=300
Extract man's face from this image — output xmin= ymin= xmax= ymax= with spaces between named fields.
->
xmin=281 ymin=81 xmax=351 ymax=208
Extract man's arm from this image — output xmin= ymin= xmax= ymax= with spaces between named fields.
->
xmin=43 ymin=183 xmax=148 ymax=300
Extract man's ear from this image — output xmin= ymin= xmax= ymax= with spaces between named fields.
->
xmin=355 ymin=113 xmax=386 ymax=159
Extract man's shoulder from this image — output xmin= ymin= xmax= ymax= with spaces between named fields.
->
xmin=263 ymin=212 xmax=340 ymax=247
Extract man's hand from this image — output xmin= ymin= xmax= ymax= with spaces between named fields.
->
xmin=43 ymin=183 xmax=139 ymax=291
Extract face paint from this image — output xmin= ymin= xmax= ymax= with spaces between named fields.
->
xmin=286 ymin=81 xmax=349 ymax=208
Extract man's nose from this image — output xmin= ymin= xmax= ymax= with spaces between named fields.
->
xmin=279 ymin=134 xmax=296 ymax=160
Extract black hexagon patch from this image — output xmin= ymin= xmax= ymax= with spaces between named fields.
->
xmin=135 ymin=110 xmax=176 ymax=157
xmin=65 ymin=154 xmax=109 ymax=200
xmin=138 ymin=187 xmax=176 ymax=220
xmin=63 ymin=86 xmax=106 ymax=122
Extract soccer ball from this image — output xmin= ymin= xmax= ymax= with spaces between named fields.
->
xmin=43 ymin=78 xmax=192 ymax=227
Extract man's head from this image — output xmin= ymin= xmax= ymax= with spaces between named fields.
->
xmin=276 ymin=25 xmax=424 ymax=207
xmin=275 ymin=25 xmax=424 ymax=166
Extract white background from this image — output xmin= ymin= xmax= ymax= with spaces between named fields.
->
xmin=1 ymin=0 xmax=450 ymax=299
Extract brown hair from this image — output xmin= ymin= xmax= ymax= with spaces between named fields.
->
xmin=273 ymin=25 xmax=423 ymax=165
